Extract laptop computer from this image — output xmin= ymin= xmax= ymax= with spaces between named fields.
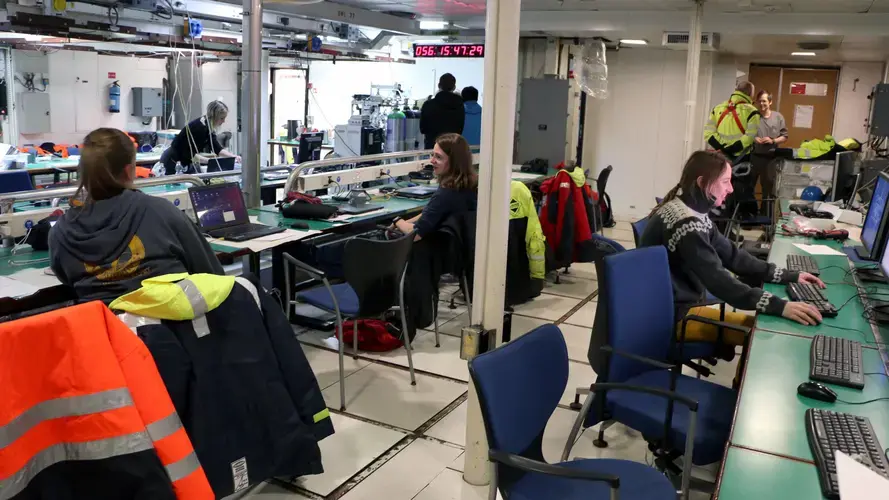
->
xmin=206 ymin=157 xmax=236 ymax=172
xmin=396 ymin=185 xmax=438 ymax=199
xmin=188 ymin=182 xmax=285 ymax=242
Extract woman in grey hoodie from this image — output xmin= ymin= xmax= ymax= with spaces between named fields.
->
xmin=49 ymin=128 xmax=223 ymax=302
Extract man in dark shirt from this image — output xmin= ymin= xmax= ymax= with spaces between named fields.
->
xmin=161 ymin=100 xmax=240 ymax=175
xmin=420 ymin=74 xmax=465 ymax=149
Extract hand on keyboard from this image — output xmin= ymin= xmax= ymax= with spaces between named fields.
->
xmin=798 ymin=272 xmax=826 ymax=288
xmin=783 ymin=302 xmax=823 ymax=325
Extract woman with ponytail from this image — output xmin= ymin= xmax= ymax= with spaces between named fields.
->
xmin=50 ymin=128 xmax=223 ymax=302
xmin=641 ymin=151 xmax=824 ymax=351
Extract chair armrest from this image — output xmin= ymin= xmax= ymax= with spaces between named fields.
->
xmin=683 ymin=314 xmax=750 ymax=335
xmin=282 ymin=252 xmax=326 ymax=279
xmin=692 ymin=296 xmax=724 ymax=307
xmin=488 ymin=450 xmax=619 ymax=488
xmin=600 ymin=345 xmax=675 ymax=370
xmin=589 ymin=382 xmax=699 ymax=411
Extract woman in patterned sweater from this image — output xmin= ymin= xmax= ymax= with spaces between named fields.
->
xmin=641 ymin=150 xmax=824 ymax=348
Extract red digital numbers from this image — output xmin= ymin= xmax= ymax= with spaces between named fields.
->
xmin=414 ymin=44 xmax=484 ymax=58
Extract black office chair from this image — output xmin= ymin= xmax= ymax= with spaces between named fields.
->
xmin=592 ymin=165 xmax=615 ymax=231
xmin=283 ymin=231 xmax=417 ymax=411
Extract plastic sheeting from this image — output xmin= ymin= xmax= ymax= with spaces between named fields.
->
xmin=574 ymin=40 xmax=608 ymax=99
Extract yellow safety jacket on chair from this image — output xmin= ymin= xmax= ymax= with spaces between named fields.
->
xmin=510 ymin=180 xmax=546 ymax=280
xmin=704 ymin=91 xmax=761 ymax=157
xmin=794 ymin=136 xmax=861 ymax=159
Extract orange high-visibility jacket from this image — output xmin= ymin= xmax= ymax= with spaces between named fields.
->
xmin=0 ymin=301 xmax=214 ymax=499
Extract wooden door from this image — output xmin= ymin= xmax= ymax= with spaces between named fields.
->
xmin=777 ymin=68 xmax=839 ymax=148
xmin=748 ymin=66 xmax=782 ymax=106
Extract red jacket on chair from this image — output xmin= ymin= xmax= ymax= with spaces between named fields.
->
xmin=539 ymin=166 xmax=598 ymax=269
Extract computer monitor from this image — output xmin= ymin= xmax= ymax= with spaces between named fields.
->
xmin=830 ymin=151 xmax=857 ymax=204
xmin=298 ymin=131 xmax=324 ymax=163
xmin=857 ymin=172 xmax=889 ymax=260
xmin=187 ymin=182 xmax=248 ymax=231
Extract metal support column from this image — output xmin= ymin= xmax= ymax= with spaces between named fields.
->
xmin=682 ymin=0 xmax=705 ymax=160
xmin=241 ymin=0 xmax=262 ymax=208
xmin=463 ymin=0 xmax=521 ymax=487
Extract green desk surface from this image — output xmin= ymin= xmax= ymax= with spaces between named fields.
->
xmin=756 ymin=238 xmax=880 ymax=343
xmin=731 ymin=330 xmax=889 ymax=460
xmin=248 ymin=196 xmax=429 ymax=232
xmin=717 ymin=447 xmax=824 ymax=500
xmin=0 ymin=246 xmax=51 ymax=277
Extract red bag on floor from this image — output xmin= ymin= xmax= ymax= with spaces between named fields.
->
xmin=342 ymin=319 xmax=404 ymax=352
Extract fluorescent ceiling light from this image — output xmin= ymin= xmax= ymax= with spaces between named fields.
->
xmin=791 ymin=51 xmax=817 ymax=56
xmin=419 ymin=21 xmax=447 ymax=30
xmin=619 ymin=39 xmax=648 ymax=45
xmin=413 ymin=38 xmax=445 ymax=44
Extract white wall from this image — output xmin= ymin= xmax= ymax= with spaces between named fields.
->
xmin=306 ymin=58 xmax=484 ymax=133
xmin=833 ymin=62 xmax=884 ymax=141
xmin=13 ymin=50 xmax=167 ymax=147
xmin=581 ymin=48 xmax=721 ymax=219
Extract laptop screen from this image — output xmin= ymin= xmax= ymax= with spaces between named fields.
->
xmin=190 ymin=183 xmax=248 ymax=230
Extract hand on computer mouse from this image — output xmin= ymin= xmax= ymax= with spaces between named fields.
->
xmin=798 ymin=272 xmax=826 ymax=288
xmin=783 ymin=302 xmax=823 ymax=325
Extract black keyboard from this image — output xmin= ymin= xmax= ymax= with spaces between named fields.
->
xmin=805 ymin=409 xmax=889 ymax=499
xmin=787 ymin=282 xmax=838 ymax=317
xmin=787 ymin=254 xmax=820 ymax=275
xmin=810 ymin=335 xmax=864 ymax=389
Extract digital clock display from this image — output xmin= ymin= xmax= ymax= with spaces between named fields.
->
xmin=413 ymin=44 xmax=485 ymax=58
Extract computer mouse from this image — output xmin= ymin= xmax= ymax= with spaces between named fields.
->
xmin=797 ymin=381 xmax=837 ymax=403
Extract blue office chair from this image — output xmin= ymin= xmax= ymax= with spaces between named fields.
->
xmin=470 ymin=323 xmax=694 ymax=500
xmin=0 ymin=171 xmax=34 ymax=194
xmin=569 ymin=246 xmax=743 ymax=481
xmin=283 ymin=231 xmax=418 ymax=411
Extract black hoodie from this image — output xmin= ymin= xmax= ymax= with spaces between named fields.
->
xmin=49 ymin=189 xmax=224 ymax=302
xmin=420 ymin=91 xmax=465 ymax=149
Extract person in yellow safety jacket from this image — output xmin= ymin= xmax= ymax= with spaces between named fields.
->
xmin=510 ymin=180 xmax=546 ymax=280
xmin=794 ymin=136 xmax=862 ymax=159
xmin=109 ymin=272 xmax=334 ymax=497
xmin=704 ymin=81 xmax=762 ymax=161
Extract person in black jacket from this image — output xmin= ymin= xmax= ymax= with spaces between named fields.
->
xmin=641 ymin=150 xmax=824 ymax=346
xmin=161 ymin=100 xmax=241 ymax=174
xmin=394 ymin=133 xmax=477 ymax=240
xmin=420 ymin=74 xmax=465 ymax=149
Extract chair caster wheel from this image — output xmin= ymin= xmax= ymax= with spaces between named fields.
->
xmin=593 ymin=439 xmax=609 ymax=448
xmin=411 ymin=381 xmax=417 ymax=386
xmin=569 ymin=401 xmax=583 ymax=410
xmin=340 ymin=406 xmax=346 ymax=412
xmin=435 ymin=343 xmax=440 ymax=348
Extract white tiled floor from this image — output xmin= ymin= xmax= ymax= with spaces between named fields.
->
xmin=246 ymin=255 xmax=738 ymax=500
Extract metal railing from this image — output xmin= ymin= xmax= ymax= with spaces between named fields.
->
xmin=281 ymin=146 xmax=482 ymax=194
xmin=282 ymin=150 xmax=434 ymax=194
xmin=193 ymin=164 xmax=294 ymax=181
xmin=0 ymin=175 xmax=206 ymax=213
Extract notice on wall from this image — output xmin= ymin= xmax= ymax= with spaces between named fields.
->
xmin=793 ymin=104 xmax=815 ymax=129
xmin=790 ymin=82 xmax=828 ymax=96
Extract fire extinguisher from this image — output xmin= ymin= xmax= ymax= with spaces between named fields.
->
xmin=109 ymin=81 xmax=121 ymax=113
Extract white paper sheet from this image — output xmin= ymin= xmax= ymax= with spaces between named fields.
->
xmin=208 ymin=228 xmax=321 ymax=253
xmin=794 ymin=105 xmax=815 ymax=129
xmin=813 ymin=202 xmax=842 ymax=220
xmin=0 ymin=276 xmax=41 ymax=298
xmin=836 ymin=450 xmax=889 ymax=500
xmin=9 ymin=267 xmax=61 ymax=290
xmin=793 ymin=243 xmax=846 ymax=256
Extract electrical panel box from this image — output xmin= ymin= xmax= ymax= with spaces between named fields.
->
xmin=17 ymin=92 xmax=51 ymax=134
xmin=872 ymin=84 xmax=889 ymax=137
xmin=517 ymin=78 xmax=570 ymax=168
xmin=132 ymin=87 xmax=163 ymax=117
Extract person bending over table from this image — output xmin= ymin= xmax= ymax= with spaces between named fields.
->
xmin=49 ymin=128 xmax=224 ymax=302
xmin=160 ymin=100 xmax=241 ymax=175
xmin=641 ymin=150 xmax=825 ymax=349
xmin=393 ymin=133 xmax=478 ymax=240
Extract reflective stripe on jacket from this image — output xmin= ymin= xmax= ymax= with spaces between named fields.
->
xmin=704 ymin=91 xmax=761 ymax=153
xmin=0 ymin=301 xmax=214 ymax=499
xmin=510 ymin=181 xmax=546 ymax=279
